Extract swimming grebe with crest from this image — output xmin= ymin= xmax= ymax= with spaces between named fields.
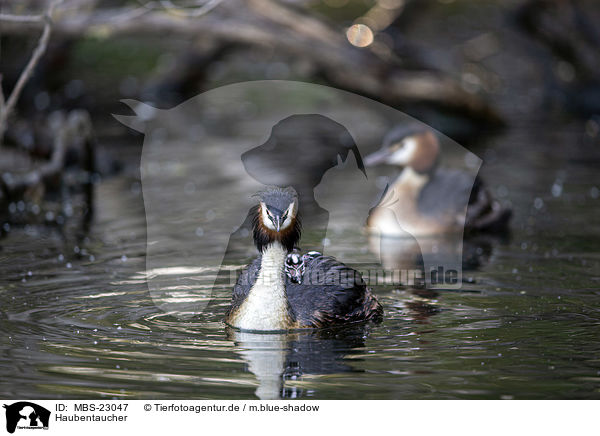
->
xmin=225 ymin=186 xmax=382 ymax=332
xmin=364 ymin=124 xmax=511 ymax=236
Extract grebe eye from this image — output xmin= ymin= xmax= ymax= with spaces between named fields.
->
xmin=282 ymin=212 xmax=288 ymax=221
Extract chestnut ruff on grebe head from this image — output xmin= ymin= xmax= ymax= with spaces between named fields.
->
xmin=252 ymin=186 xmax=301 ymax=253
xmin=364 ymin=124 xmax=440 ymax=174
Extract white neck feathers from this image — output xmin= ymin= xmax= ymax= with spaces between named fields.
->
xmin=396 ymin=166 xmax=429 ymax=195
xmin=231 ymin=242 xmax=293 ymax=331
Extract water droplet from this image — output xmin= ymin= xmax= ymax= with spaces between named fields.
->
xmin=205 ymin=209 xmax=216 ymax=221
xmin=585 ymin=119 xmax=599 ymax=137
xmin=551 ymin=182 xmax=562 ymax=197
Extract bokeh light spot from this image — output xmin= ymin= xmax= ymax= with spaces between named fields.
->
xmin=346 ymin=24 xmax=374 ymax=48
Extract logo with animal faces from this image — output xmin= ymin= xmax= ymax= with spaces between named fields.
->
xmin=3 ymin=402 xmax=50 ymax=433
xmin=114 ymin=80 xmax=483 ymax=318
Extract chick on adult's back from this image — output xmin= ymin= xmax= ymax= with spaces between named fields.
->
xmin=226 ymin=187 xmax=382 ymax=332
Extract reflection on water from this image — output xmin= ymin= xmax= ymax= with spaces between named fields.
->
xmin=229 ymin=326 xmax=368 ymax=399
xmin=367 ymin=231 xmax=501 ymax=287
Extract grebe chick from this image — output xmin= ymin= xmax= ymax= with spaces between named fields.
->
xmin=364 ymin=124 xmax=511 ymax=236
xmin=285 ymin=251 xmax=321 ymax=284
xmin=226 ymin=187 xmax=382 ymax=332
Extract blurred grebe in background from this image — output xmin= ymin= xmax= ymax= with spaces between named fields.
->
xmin=364 ymin=124 xmax=511 ymax=237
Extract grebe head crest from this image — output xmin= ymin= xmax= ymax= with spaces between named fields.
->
xmin=364 ymin=124 xmax=440 ymax=173
xmin=252 ymin=186 xmax=301 ymax=252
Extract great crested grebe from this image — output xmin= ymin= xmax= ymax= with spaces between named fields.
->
xmin=364 ymin=124 xmax=511 ymax=236
xmin=225 ymin=186 xmax=382 ymax=332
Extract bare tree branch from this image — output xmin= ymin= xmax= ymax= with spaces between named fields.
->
xmin=0 ymin=0 xmax=63 ymax=144
xmin=158 ymin=0 xmax=223 ymax=18
xmin=0 ymin=13 xmax=45 ymax=23
xmin=0 ymin=76 xmax=5 ymax=110
xmin=0 ymin=0 xmax=502 ymax=126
